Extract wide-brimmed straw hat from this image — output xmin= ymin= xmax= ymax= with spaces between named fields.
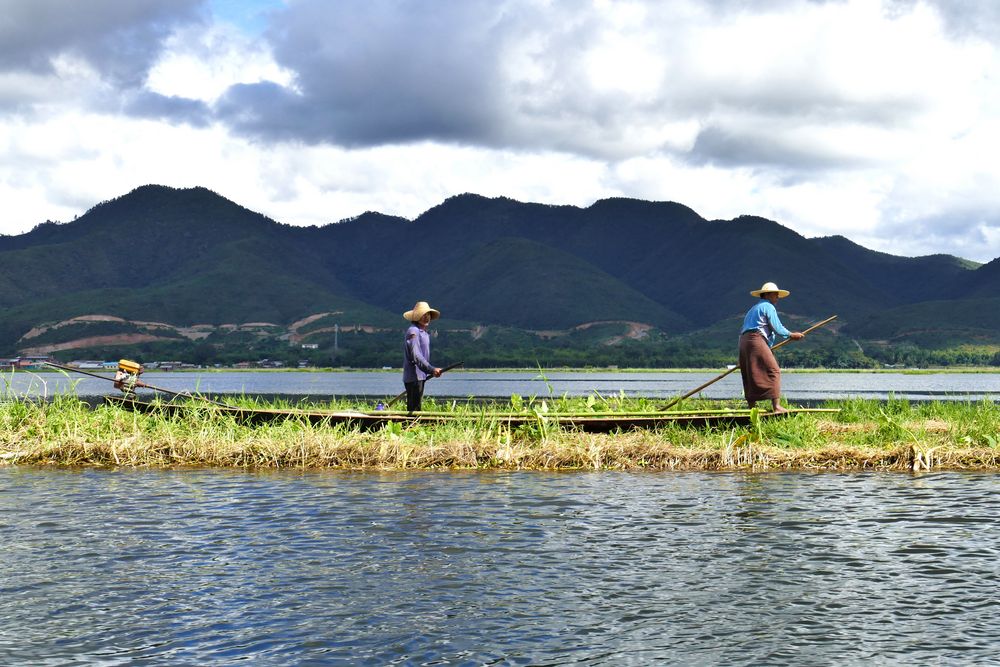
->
xmin=750 ymin=281 xmax=790 ymax=298
xmin=403 ymin=301 xmax=441 ymax=322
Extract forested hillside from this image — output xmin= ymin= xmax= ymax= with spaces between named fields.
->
xmin=0 ymin=185 xmax=995 ymax=368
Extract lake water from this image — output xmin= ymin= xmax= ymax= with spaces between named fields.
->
xmin=3 ymin=468 xmax=999 ymax=665
xmin=5 ymin=369 xmax=1000 ymax=402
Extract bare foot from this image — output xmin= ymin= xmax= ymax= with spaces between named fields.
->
xmin=771 ymin=406 xmax=789 ymax=414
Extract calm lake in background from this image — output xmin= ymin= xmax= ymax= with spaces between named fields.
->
xmin=6 ymin=369 xmax=1000 ymax=402
xmin=3 ymin=468 xmax=999 ymax=665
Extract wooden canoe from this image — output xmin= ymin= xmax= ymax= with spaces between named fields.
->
xmin=104 ymin=396 xmax=839 ymax=433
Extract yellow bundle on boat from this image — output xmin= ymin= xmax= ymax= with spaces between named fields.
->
xmin=118 ymin=359 xmax=143 ymax=375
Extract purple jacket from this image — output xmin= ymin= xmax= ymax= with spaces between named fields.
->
xmin=403 ymin=325 xmax=434 ymax=382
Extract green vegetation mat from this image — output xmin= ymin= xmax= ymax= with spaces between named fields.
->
xmin=2 ymin=395 xmax=999 ymax=471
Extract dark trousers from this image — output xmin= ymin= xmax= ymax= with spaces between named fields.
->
xmin=405 ymin=380 xmax=425 ymax=412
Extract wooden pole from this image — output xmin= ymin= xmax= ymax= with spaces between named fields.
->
xmin=44 ymin=361 xmax=235 ymax=407
xmin=384 ymin=361 xmax=464 ymax=409
xmin=659 ymin=315 xmax=838 ymax=411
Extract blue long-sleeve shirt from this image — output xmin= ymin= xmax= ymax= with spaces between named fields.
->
xmin=403 ymin=325 xmax=434 ymax=382
xmin=741 ymin=300 xmax=791 ymax=347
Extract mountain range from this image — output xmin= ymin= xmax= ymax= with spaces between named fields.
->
xmin=1 ymin=184 xmax=997 ymax=366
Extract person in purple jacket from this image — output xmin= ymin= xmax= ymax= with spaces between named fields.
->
xmin=739 ymin=282 xmax=804 ymax=413
xmin=402 ymin=301 xmax=442 ymax=412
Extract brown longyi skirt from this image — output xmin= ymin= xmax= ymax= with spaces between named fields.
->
xmin=739 ymin=331 xmax=781 ymax=403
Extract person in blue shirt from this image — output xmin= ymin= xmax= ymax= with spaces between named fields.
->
xmin=402 ymin=301 xmax=442 ymax=412
xmin=739 ymin=282 xmax=804 ymax=413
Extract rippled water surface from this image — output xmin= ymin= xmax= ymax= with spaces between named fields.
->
xmin=3 ymin=469 xmax=1000 ymax=665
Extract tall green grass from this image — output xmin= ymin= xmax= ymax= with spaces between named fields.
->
xmin=2 ymin=394 xmax=999 ymax=471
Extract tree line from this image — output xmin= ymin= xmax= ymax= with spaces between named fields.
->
xmin=45 ymin=329 xmax=1000 ymax=369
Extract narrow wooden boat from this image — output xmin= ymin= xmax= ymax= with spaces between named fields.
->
xmin=104 ymin=396 xmax=839 ymax=433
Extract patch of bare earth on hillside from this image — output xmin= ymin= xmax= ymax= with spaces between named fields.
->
xmin=21 ymin=314 xmax=131 ymax=340
xmin=604 ymin=322 xmax=652 ymax=345
xmin=289 ymin=312 xmax=342 ymax=331
xmin=20 ymin=334 xmax=178 ymax=355
xmin=531 ymin=320 xmax=652 ymax=343
xmin=18 ymin=313 xmax=293 ymax=354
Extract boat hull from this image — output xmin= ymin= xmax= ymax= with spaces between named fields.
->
xmin=104 ymin=396 xmax=839 ymax=433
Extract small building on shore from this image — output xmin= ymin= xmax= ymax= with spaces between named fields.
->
xmin=69 ymin=360 xmax=106 ymax=370
xmin=7 ymin=355 xmax=58 ymax=369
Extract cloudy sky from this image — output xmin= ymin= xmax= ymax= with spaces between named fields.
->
xmin=2 ymin=0 xmax=999 ymax=262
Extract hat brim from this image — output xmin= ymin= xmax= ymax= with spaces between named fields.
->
xmin=403 ymin=308 xmax=441 ymax=321
xmin=750 ymin=289 xmax=790 ymax=298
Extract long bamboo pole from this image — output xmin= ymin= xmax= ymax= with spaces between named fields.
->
xmin=44 ymin=361 xmax=235 ymax=407
xmin=384 ymin=361 xmax=464 ymax=408
xmin=659 ymin=314 xmax=838 ymax=411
